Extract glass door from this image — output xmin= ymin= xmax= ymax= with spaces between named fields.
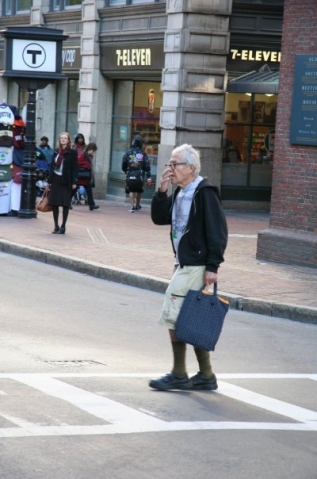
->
xmin=222 ymin=92 xmax=277 ymax=200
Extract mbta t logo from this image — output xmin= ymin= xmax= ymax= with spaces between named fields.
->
xmin=22 ymin=43 xmax=46 ymax=68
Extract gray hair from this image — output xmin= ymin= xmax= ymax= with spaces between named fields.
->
xmin=172 ymin=144 xmax=201 ymax=177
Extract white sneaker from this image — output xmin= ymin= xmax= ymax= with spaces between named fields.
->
xmin=129 ymin=206 xmax=135 ymax=213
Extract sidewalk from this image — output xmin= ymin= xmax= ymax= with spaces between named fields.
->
xmin=1 ymin=199 xmax=316 ymax=323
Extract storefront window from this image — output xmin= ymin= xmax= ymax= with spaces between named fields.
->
xmin=55 ymin=78 xmax=79 ymax=143
xmin=110 ymin=80 xmax=162 ymax=175
xmin=222 ymin=93 xmax=276 ymax=190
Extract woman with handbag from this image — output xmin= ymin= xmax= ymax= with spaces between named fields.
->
xmin=47 ymin=132 xmax=78 ymax=234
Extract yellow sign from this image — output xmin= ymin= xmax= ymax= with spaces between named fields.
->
xmin=230 ymin=49 xmax=281 ymax=63
xmin=116 ymin=48 xmax=151 ymax=66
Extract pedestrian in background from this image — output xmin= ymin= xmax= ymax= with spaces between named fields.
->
xmin=149 ymin=144 xmax=228 ymax=391
xmin=37 ymin=136 xmax=54 ymax=165
xmin=122 ymin=137 xmax=152 ymax=213
xmin=76 ymin=142 xmax=99 ymax=211
xmin=71 ymin=133 xmax=87 ymax=209
xmin=48 ymin=132 xmax=78 ymax=234
xmin=73 ymin=133 xmax=86 ymax=161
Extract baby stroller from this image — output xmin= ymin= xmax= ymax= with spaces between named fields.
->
xmin=35 ymin=175 xmax=48 ymax=197
xmin=72 ymin=185 xmax=88 ymax=205
xmin=35 ymin=149 xmax=50 ymax=197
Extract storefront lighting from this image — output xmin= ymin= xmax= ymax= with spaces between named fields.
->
xmin=245 ymin=93 xmax=252 ymax=96
xmin=265 ymin=93 xmax=274 ymax=96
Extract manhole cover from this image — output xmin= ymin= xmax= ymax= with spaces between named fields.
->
xmin=43 ymin=360 xmax=107 ymax=367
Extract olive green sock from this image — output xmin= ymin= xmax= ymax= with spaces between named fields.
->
xmin=194 ymin=347 xmax=213 ymax=378
xmin=171 ymin=341 xmax=187 ymax=377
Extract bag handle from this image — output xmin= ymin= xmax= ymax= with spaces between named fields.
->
xmin=202 ymin=283 xmax=229 ymax=306
xmin=202 ymin=282 xmax=217 ymax=296
xmin=42 ymin=186 xmax=50 ymax=198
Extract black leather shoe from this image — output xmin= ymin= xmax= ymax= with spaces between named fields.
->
xmin=149 ymin=372 xmax=192 ymax=391
xmin=89 ymin=205 xmax=99 ymax=211
xmin=189 ymin=372 xmax=218 ymax=390
xmin=52 ymin=226 xmax=60 ymax=234
xmin=57 ymin=227 xmax=65 ymax=234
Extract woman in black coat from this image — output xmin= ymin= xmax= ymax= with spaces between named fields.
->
xmin=48 ymin=132 xmax=78 ymax=234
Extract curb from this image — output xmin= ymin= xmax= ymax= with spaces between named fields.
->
xmin=1 ymin=239 xmax=316 ymax=325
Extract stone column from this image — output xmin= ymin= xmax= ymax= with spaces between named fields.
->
xmin=256 ymin=0 xmax=317 ymax=268
xmin=30 ymin=0 xmax=49 ymax=25
xmin=78 ymin=0 xmax=104 ymax=142
xmin=157 ymin=0 xmax=231 ymax=187
xmin=79 ymin=0 xmax=113 ymax=196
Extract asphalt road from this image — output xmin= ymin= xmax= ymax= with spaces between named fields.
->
xmin=1 ymin=253 xmax=317 ymax=479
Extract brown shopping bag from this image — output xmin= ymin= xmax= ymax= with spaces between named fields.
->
xmin=36 ymin=187 xmax=53 ymax=213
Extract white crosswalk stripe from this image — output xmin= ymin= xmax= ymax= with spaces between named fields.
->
xmin=0 ymin=373 xmax=316 ymax=437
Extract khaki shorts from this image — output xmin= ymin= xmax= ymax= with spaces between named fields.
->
xmin=158 ymin=265 xmax=205 ymax=329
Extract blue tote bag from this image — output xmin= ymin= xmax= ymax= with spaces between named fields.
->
xmin=175 ymin=283 xmax=229 ymax=351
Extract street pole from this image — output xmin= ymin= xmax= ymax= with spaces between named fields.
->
xmin=19 ymin=84 xmax=37 ymax=218
xmin=15 ymin=78 xmax=52 ymax=219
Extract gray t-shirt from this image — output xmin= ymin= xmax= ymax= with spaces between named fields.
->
xmin=172 ymin=176 xmax=203 ymax=264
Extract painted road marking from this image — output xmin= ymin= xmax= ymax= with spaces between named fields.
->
xmin=86 ymin=228 xmax=110 ymax=244
xmin=10 ymin=375 xmax=165 ymax=430
xmin=216 ymin=381 xmax=317 ymax=422
xmin=228 ymin=234 xmax=257 ymax=238
xmin=1 ymin=373 xmax=316 ymax=379
xmin=0 ymin=374 xmax=316 ymax=438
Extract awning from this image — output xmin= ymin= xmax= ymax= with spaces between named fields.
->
xmin=227 ymin=69 xmax=279 ymax=94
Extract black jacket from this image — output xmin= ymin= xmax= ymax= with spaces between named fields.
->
xmin=122 ymin=147 xmax=151 ymax=179
xmin=151 ymin=178 xmax=228 ymax=273
xmin=48 ymin=148 xmax=78 ymax=189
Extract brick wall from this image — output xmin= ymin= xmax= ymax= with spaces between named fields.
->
xmin=270 ymin=0 xmax=317 ymax=233
xmin=256 ymin=0 xmax=317 ymax=268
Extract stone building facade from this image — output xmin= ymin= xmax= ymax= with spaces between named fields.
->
xmin=0 ymin=0 xmax=285 ymax=208
xmin=1 ymin=0 xmax=314 ymax=268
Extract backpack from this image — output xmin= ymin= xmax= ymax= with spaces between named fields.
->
xmin=126 ymin=169 xmax=143 ymax=192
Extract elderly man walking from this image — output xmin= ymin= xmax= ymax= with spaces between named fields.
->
xmin=150 ymin=144 xmax=228 ymax=391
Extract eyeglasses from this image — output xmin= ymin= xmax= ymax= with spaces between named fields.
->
xmin=165 ymin=162 xmax=187 ymax=170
